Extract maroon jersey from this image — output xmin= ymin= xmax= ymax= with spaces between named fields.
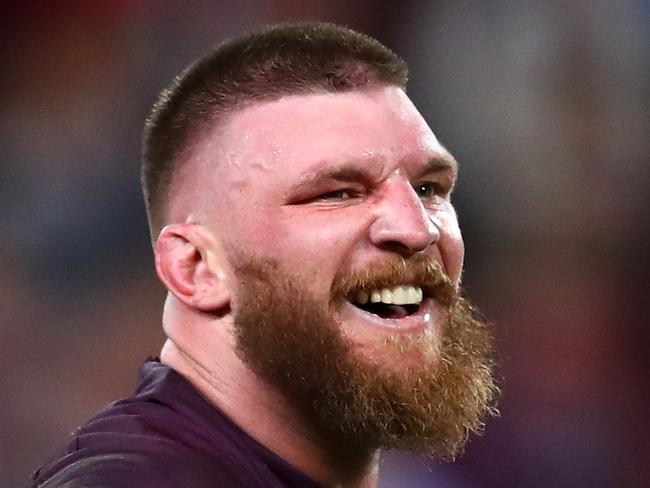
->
xmin=31 ymin=359 xmax=322 ymax=487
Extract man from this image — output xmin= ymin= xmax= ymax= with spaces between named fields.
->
xmin=32 ymin=22 xmax=497 ymax=487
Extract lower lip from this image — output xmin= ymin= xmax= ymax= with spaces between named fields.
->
xmin=338 ymin=299 xmax=436 ymax=335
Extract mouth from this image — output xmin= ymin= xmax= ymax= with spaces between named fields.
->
xmin=337 ymin=283 xmax=441 ymax=334
xmin=351 ymin=285 xmax=424 ymax=320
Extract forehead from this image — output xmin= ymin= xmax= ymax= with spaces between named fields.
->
xmin=207 ymin=85 xmax=450 ymax=186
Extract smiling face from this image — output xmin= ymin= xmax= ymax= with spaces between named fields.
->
xmin=184 ymin=85 xmax=495 ymax=455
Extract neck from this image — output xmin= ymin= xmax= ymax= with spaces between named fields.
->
xmin=160 ymin=333 xmax=380 ymax=487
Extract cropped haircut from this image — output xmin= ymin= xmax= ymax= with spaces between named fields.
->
xmin=141 ymin=22 xmax=409 ymax=241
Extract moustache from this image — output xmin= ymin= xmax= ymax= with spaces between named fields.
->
xmin=331 ymin=254 xmax=456 ymax=308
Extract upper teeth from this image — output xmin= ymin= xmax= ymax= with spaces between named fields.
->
xmin=355 ymin=286 xmax=423 ymax=305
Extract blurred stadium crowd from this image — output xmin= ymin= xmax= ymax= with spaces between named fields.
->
xmin=1 ymin=1 xmax=648 ymax=487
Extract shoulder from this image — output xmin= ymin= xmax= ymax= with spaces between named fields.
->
xmin=32 ymin=449 xmax=238 ymax=488
xmin=31 ymin=400 xmax=251 ymax=487
xmin=31 ymin=360 xmax=315 ymax=487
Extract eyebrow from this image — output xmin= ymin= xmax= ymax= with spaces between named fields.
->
xmin=291 ymin=164 xmax=376 ymax=194
xmin=290 ymin=153 xmax=459 ymax=195
xmin=416 ymin=153 xmax=459 ymax=179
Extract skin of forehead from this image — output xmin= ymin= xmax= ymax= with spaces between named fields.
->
xmin=171 ymin=85 xmax=450 ymax=226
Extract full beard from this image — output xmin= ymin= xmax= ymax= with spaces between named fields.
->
xmin=232 ymin=255 xmax=498 ymax=460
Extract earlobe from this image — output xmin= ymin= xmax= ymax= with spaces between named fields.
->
xmin=155 ymin=224 xmax=230 ymax=313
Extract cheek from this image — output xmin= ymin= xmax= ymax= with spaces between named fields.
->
xmin=435 ymin=208 xmax=465 ymax=283
xmin=229 ymin=207 xmax=364 ymax=279
xmin=276 ymin=213 xmax=359 ymax=262
xmin=214 ymin=196 xmax=291 ymax=270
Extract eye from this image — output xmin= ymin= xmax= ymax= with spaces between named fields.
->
xmin=289 ymin=187 xmax=363 ymax=206
xmin=317 ymin=189 xmax=354 ymax=201
xmin=413 ymin=182 xmax=439 ymax=199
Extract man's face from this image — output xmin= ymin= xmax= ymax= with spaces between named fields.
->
xmin=194 ymin=85 xmax=495 ymax=455
xmin=207 ymin=86 xmax=463 ymax=341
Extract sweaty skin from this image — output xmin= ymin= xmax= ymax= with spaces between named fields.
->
xmin=184 ymin=85 xmax=463 ymax=337
xmin=159 ymin=85 xmax=465 ymax=486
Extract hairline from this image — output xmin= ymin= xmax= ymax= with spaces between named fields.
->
xmin=143 ymin=22 xmax=410 ymax=242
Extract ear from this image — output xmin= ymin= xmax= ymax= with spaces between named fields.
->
xmin=154 ymin=223 xmax=230 ymax=313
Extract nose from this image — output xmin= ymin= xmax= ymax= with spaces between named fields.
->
xmin=369 ymin=178 xmax=440 ymax=255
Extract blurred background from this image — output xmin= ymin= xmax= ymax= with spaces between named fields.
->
xmin=1 ymin=1 xmax=648 ymax=487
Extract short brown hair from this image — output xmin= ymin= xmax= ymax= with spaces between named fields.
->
xmin=141 ymin=22 xmax=409 ymax=240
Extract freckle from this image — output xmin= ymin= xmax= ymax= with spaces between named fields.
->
xmin=231 ymin=179 xmax=248 ymax=191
